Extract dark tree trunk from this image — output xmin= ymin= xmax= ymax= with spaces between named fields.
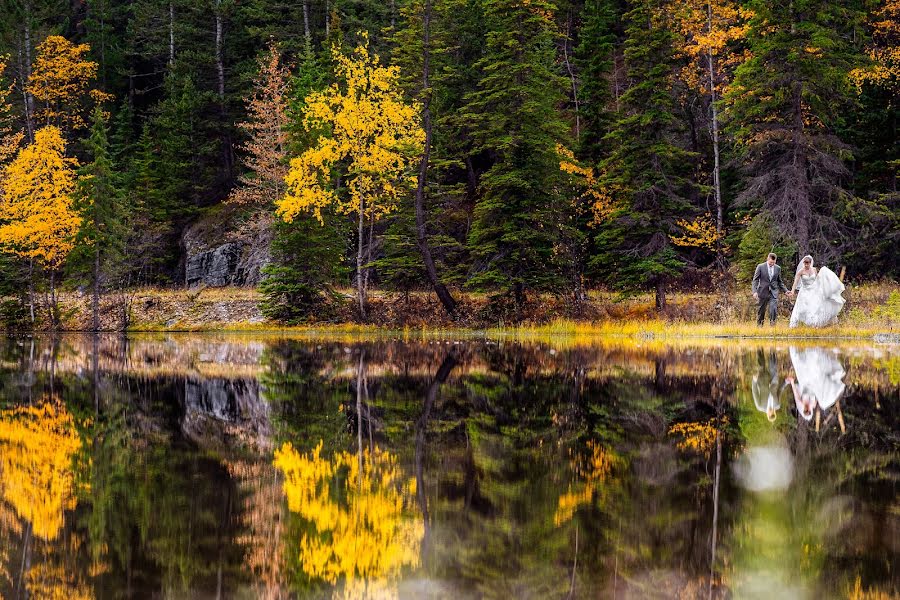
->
xmin=22 ymin=3 xmax=35 ymax=142
xmin=49 ymin=268 xmax=58 ymax=330
xmin=93 ymin=244 xmax=101 ymax=331
xmin=655 ymin=277 xmax=666 ymax=310
xmin=415 ymin=0 xmax=457 ymax=318
xmin=27 ymin=259 xmax=35 ymax=326
xmin=415 ymin=351 xmax=458 ymax=555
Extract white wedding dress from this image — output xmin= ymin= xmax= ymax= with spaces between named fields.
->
xmin=789 ymin=347 xmax=846 ymax=419
xmin=789 ymin=264 xmax=845 ymax=328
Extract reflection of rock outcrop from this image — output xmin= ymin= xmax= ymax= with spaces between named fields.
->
xmin=182 ymin=378 xmax=273 ymax=452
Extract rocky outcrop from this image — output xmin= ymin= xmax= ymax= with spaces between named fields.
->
xmin=182 ymin=207 xmax=273 ymax=288
xmin=182 ymin=377 xmax=273 ymax=452
xmin=186 ymin=243 xmax=243 ymax=287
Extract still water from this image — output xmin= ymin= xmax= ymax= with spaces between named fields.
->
xmin=0 ymin=334 xmax=896 ymax=599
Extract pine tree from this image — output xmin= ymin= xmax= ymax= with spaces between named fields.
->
xmin=724 ymin=0 xmax=865 ymax=263
xmin=228 ymin=43 xmax=290 ymax=207
xmin=575 ymin=0 xmax=619 ymax=163
xmin=463 ymin=0 xmax=570 ymax=303
xmin=71 ymin=107 xmax=127 ymax=331
xmin=593 ymin=0 xmax=698 ymax=309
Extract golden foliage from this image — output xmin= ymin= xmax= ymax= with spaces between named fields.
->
xmin=26 ymin=563 xmax=93 ymax=600
xmin=554 ymin=441 xmax=621 ymax=526
xmin=850 ymin=0 xmax=900 ymax=93
xmin=278 ymin=35 xmax=424 ymax=225
xmin=0 ymin=56 xmax=23 ymax=168
xmin=0 ymin=399 xmax=82 ymax=541
xmin=273 ymin=440 xmax=423 ymax=596
xmin=0 ymin=126 xmax=82 ymax=266
xmin=672 ymin=0 xmax=753 ymax=93
xmin=557 ymin=145 xmax=616 ymax=225
xmin=668 ymin=417 xmax=727 ymax=456
xmin=670 ymin=213 xmax=723 ymax=250
xmin=229 ymin=43 xmax=291 ymax=206
xmin=28 ymin=36 xmax=110 ymax=132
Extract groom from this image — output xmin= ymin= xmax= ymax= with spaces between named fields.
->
xmin=752 ymin=252 xmax=790 ymax=326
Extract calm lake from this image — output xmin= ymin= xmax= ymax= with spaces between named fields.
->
xmin=0 ymin=334 xmax=896 ymax=599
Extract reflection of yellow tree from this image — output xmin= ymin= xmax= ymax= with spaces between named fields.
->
xmin=0 ymin=399 xmax=82 ymax=541
xmin=555 ymin=441 xmax=621 ymax=526
xmin=26 ymin=562 xmax=92 ymax=600
xmin=669 ymin=417 xmax=728 ymax=457
xmin=273 ymin=440 xmax=423 ymax=597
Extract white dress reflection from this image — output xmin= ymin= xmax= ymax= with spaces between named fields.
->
xmin=787 ymin=347 xmax=846 ymax=422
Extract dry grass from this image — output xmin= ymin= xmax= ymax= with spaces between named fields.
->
xmin=26 ymin=280 xmax=900 ymax=341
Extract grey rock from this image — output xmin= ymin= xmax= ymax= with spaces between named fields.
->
xmin=186 ymin=242 xmax=242 ymax=287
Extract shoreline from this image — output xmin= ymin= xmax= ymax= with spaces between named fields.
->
xmin=12 ymin=321 xmax=898 ymax=345
xmin=5 ymin=284 xmax=897 ymax=341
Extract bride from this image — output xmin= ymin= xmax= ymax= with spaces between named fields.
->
xmin=788 ymin=255 xmax=846 ymax=328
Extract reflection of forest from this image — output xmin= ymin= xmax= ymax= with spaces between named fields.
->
xmin=0 ymin=336 xmax=894 ymax=598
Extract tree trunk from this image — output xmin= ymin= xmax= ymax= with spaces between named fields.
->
xmin=362 ymin=210 xmax=376 ymax=295
xmin=655 ymin=277 xmax=666 ymax=310
xmin=563 ymin=11 xmax=580 ymax=139
xmin=415 ymin=351 xmax=457 ymax=553
xmin=214 ymin=0 xmax=233 ymax=181
xmin=302 ymin=0 xmax=311 ymax=46
xmin=49 ymin=268 xmax=58 ymax=330
xmin=325 ymin=0 xmax=331 ymax=37
xmin=93 ymin=244 xmax=101 ymax=331
xmin=707 ymin=3 xmax=725 ymax=271
xmin=356 ymin=200 xmax=367 ymax=320
xmin=23 ymin=3 xmax=35 ymax=142
xmin=27 ymin=259 xmax=35 ymax=326
xmin=169 ymin=2 xmax=176 ymax=66
xmin=415 ymin=0 xmax=457 ymax=317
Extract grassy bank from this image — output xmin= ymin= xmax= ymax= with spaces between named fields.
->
xmin=13 ymin=281 xmax=900 ymax=339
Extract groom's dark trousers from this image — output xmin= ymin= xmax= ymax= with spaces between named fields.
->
xmin=756 ymin=294 xmax=778 ymax=326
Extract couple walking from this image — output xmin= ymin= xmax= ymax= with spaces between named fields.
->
xmin=751 ymin=252 xmax=846 ymax=328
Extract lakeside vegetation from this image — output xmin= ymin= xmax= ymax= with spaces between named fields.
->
xmin=14 ymin=281 xmax=898 ymax=339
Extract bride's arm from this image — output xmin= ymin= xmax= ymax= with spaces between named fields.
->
xmin=791 ymin=271 xmax=800 ymax=293
xmin=786 ymin=377 xmax=800 ymax=404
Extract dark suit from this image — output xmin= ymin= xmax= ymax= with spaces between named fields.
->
xmin=752 ymin=262 xmax=788 ymax=325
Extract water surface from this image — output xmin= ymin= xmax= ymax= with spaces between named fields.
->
xmin=0 ymin=334 xmax=896 ymax=599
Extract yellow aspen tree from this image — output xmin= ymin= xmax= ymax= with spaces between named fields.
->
xmin=273 ymin=440 xmax=422 ymax=594
xmin=0 ymin=57 xmax=23 ymax=167
xmin=278 ymin=35 xmax=424 ymax=319
xmin=673 ymin=0 xmax=752 ymax=265
xmin=0 ymin=126 xmax=82 ymax=327
xmin=27 ymin=35 xmax=110 ymax=134
xmin=0 ymin=399 xmax=82 ymax=542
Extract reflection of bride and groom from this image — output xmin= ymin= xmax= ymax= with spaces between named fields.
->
xmin=751 ymin=253 xmax=846 ymax=327
xmin=752 ymin=348 xmax=847 ymax=429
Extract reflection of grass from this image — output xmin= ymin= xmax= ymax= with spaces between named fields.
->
xmin=131 ymin=319 xmax=893 ymax=344
xmin=491 ymin=319 xmax=893 ymax=340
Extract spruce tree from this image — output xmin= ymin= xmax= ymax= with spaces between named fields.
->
xmin=592 ymin=0 xmax=698 ymax=308
xmin=575 ymin=0 xmax=619 ymax=163
xmin=71 ymin=107 xmax=127 ymax=331
xmin=725 ymin=0 xmax=865 ymax=262
xmin=463 ymin=0 xmax=570 ymax=303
